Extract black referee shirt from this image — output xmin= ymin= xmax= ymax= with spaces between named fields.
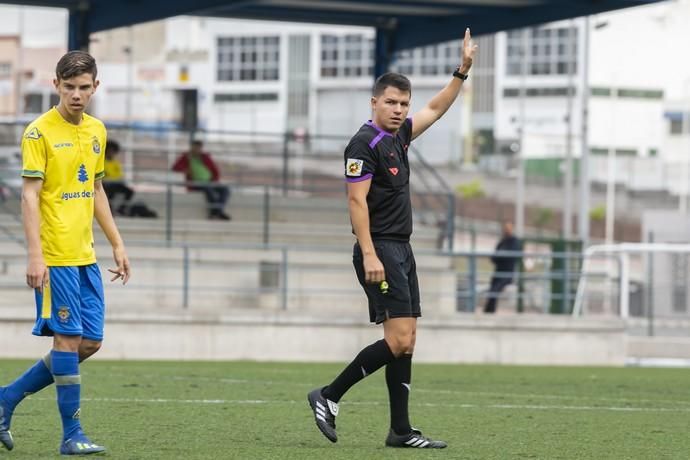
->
xmin=344 ymin=118 xmax=413 ymax=241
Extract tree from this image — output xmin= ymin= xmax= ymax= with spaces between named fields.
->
xmin=78 ymin=164 xmax=88 ymax=183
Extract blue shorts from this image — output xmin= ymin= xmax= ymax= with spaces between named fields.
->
xmin=33 ymin=264 xmax=105 ymax=341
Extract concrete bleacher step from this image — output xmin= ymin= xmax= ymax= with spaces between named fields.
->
xmin=0 ymin=216 xmax=444 ymax=250
xmin=0 ymin=241 xmax=458 ymax=315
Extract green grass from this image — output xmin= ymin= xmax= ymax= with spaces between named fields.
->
xmin=1 ymin=360 xmax=689 ymax=459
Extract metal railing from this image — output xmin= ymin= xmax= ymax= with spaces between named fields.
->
xmin=0 ymin=238 xmax=611 ymax=316
xmin=0 ymin=122 xmax=456 ymax=249
xmin=4 ymin=235 xmax=690 ymax=336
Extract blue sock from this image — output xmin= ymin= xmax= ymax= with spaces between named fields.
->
xmin=1 ymin=354 xmax=54 ymax=409
xmin=51 ymin=351 xmax=82 ymax=441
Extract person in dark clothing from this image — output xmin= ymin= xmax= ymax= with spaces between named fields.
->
xmin=307 ymin=29 xmax=477 ymax=451
xmin=172 ymin=140 xmax=231 ymax=221
xmin=484 ymin=220 xmax=522 ymax=313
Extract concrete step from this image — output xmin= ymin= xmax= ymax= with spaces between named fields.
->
xmin=0 ymin=217 xmax=444 ymax=250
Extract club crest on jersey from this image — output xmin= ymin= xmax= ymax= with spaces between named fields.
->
xmin=57 ymin=306 xmax=70 ymax=322
xmin=92 ymin=137 xmax=101 ymax=154
xmin=389 ymin=167 xmax=399 ymax=176
xmin=346 ymin=158 xmax=364 ymax=177
xmin=24 ymin=127 xmax=42 ymax=140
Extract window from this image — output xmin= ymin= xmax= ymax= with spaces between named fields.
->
xmin=670 ymin=119 xmax=684 ymax=135
xmin=0 ymin=62 xmax=10 ymax=79
xmin=24 ymin=93 xmax=43 ymax=113
xmin=391 ymin=40 xmax=461 ymax=76
xmin=617 ymin=89 xmax=663 ymax=99
xmin=615 ymin=149 xmax=637 ymax=157
xmin=319 ymin=33 xmax=462 ymax=78
xmin=320 ymin=34 xmax=373 ymax=78
xmin=506 ymin=26 xmax=577 ymax=76
xmin=217 ymin=36 xmax=280 ymax=81
xmin=590 ymin=148 xmax=637 ymax=156
xmin=590 ymin=87 xmax=612 ymax=97
xmin=503 ymin=87 xmax=576 ymax=98
xmin=214 ymin=93 xmax=278 ymax=102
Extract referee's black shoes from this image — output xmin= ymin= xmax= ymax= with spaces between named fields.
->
xmin=307 ymin=387 xmax=338 ymax=443
xmin=385 ymin=428 xmax=448 ymax=449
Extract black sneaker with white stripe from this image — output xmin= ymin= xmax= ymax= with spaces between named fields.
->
xmin=385 ymin=428 xmax=447 ymax=449
xmin=307 ymin=387 xmax=338 ymax=443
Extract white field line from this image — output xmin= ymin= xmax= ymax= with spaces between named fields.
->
xmin=89 ymin=372 xmax=690 ymax=408
xmin=27 ymin=396 xmax=690 ymax=413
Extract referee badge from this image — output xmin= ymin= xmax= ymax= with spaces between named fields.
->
xmin=346 ymin=158 xmax=364 ymax=177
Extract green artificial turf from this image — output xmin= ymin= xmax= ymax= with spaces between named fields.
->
xmin=0 ymin=360 xmax=688 ymax=459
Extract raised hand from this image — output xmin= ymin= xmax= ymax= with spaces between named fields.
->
xmin=461 ymin=28 xmax=479 ymax=72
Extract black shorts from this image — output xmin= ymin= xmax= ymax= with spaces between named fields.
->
xmin=353 ymin=239 xmax=421 ymax=324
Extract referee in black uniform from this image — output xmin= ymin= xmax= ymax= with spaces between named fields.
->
xmin=308 ymin=29 xmax=477 ymax=449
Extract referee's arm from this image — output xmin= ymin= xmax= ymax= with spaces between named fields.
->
xmin=347 ymin=179 xmax=385 ymax=284
xmin=411 ymin=28 xmax=477 ymax=140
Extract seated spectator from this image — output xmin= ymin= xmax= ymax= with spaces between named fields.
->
xmin=103 ymin=140 xmax=134 ymax=215
xmin=172 ymin=140 xmax=231 ymax=220
xmin=103 ymin=140 xmax=157 ymax=218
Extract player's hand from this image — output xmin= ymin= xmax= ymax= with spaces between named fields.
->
xmin=26 ymin=256 xmax=48 ymax=293
xmin=108 ymin=245 xmax=131 ymax=284
xmin=363 ymin=254 xmax=385 ymax=284
xmin=460 ymin=28 xmax=478 ymax=72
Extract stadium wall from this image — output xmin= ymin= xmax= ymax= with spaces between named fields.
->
xmin=0 ymin=309 xmax=626 ymax=365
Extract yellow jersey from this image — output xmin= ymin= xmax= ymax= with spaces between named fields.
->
xmin=103 ymin=158 xmax=123 ymax=180
xmin=21 ymin=107 xmax=107 ymax=266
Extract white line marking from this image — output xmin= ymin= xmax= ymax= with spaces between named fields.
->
xmin=26 ymin=396 xmax=690 ymax=413
xmin=81 ymin=372 xmax=690 ymax=408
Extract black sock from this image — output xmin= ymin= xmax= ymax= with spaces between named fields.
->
xmin=386 ymin=353 xmax=412 ymax=435
xmin=322 ymin=339 xmax=395 ymax=403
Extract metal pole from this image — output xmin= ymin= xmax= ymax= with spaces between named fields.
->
xmin=619 ymin=252 xmax=630 ymax=318
xmin=15 ymin=7 xmax=24 ymax=117
xmin=165 ymin=182 xmax=173 ymax=247
xmin=182 ymin=245 xmax=189 ymax=309
xmin=515 ymin=28 xmax=527 ymax=236
xmin=605 ymin=90 xmax=617 ymax=245
xmin=281 ymin=247 xmax=288 ymax=310
xmin=263 ymin=185 xmax=270 ymax=247
xmin=563 ymin=20 xmax=575 ymax=239
xmin=468 ymin=252 xmax=477 ymax=312
xmin=124 ymin=27 xmax=134 ymax=183
xmin=282 ymin=133 xmax=289 ymax=197
xmin=681 ymin=106 xmax=690 ymax=213
xmin=646 ymin=232 xmax=654 ymax=336
xmin=447 ymin=195 xmax=454 ymax=252
xmin=578 ymin=16 xmax=591 ymax=246
xmin=562 ymin=250 xmax=570 ymax=313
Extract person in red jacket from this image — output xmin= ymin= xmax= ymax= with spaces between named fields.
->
xmin=172 ymin=140 xmax=231 ymax=220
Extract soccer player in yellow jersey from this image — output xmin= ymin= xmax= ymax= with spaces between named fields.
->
xmin=0 ymin=51 xmax=130 ymax=455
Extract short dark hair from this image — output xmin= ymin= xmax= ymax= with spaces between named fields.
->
xmin=105 ymin=139 xmax=120 ymax=154
xmin=372 ymin=72 xmax=411 ymax=97
xmin=55 ymin=51 xmax=97 ymax=81
xmin=191 ymin=140 xmax=203 ymax=148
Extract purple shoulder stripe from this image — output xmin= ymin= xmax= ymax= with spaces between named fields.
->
xmin=346 ymin=173 xmax=373 ymax=183
xmin=368 ymin=132 xmax=386 ymax=149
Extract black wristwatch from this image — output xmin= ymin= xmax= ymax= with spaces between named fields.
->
xmin=452 ymin=68 xmax=468 ymax=80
